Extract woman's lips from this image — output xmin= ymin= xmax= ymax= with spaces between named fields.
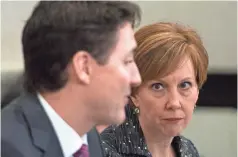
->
xmin=163 ymin=118 xmax=184 ymax=122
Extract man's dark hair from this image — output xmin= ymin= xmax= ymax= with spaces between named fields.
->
xmin=22 ymin=1 xmax=141 ymax=93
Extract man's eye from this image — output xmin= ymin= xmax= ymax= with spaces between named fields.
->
xmin=179 ymin=81 xmax=192 ymax=89
xmin=151 ymin=83 xmax=164 ymax=91
xmin=124 ymin=60 xmax=134 ymax=65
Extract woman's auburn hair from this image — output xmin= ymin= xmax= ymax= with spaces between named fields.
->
xmin=132 ymin=22 xmax=209 ymax=95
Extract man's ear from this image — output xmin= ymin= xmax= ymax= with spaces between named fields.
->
xmin=72 ymin=51 xmax=92 ymax=85
xmin=130 ymin=95 xmax=140 ymax=107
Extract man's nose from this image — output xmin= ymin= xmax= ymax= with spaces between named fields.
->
xmin=130 ymin=64 xmax=142 ymax=87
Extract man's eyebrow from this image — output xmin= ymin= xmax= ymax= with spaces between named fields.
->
xmin=124 ymin=47 xmax=137 ymax=58
xmin=129 ymin=47 xmax=136 ymax=55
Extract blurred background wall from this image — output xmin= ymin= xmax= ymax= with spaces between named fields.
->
xmin=1 ymin=1 xmax=237 ymax=157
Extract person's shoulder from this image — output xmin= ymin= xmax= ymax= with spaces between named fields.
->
xmin=100 ymin=125 xmax=118 ymax=148
xmin=2 ymin=95 xmax=29 ymax=134
xmin=179 ymin=135 xmax=198 ymax=149
xmin=100 ymin=125 xmax=123 ymax=157
xmin=2 ymin=96 xmax=23 ymax=125
xmin=174 ymin=135 xmax=200 ymax=157
xmin=1 ymin=96 xmax=36 ymax=156
xmin=2 ymin=94 xmax=29 ymax=122
xmin=1 ymin=93 xmax=39 ymax=140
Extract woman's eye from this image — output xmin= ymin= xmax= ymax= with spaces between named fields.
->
xmin=151 ymin=83 xmax=164 ymax=91
xmin=179 ymin=81 xmax=192 ymax=89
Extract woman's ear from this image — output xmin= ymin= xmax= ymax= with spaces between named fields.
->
xmin=130 ymin=95 xmax=140 ymax=108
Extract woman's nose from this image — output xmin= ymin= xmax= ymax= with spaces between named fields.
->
xmin=166 ymin=90 xmax=181 ymax=110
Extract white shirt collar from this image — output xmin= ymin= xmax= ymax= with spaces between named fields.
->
xmin=37 ymin=93 xmax=87 ymax=157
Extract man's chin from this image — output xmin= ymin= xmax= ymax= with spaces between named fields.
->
xmin=114 ymin=112 xmax=126 ymax=125
xmin=107 ymin=112 xmax=126 ymax=125
xmin=97 ymin=110 xmax=126 ymax=126
xmin=96 ymin=125 xmax=109 ymax=133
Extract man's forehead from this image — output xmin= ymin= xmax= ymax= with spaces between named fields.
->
xmin=114 ymin=22 xmax=137 ymax=53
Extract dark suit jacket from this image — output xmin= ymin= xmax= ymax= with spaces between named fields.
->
xmin=1 ymin=93 xmax=104 ymax=157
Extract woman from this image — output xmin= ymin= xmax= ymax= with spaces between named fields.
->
xmin=100 ymin=22 xmax=209 ymax=157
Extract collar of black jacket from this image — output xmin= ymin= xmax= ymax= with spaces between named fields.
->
xmin=112 ymin=105 xmax=197 ymax=157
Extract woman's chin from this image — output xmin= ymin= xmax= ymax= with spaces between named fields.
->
xmin=162 ymin=127 xmax=183 ymax=137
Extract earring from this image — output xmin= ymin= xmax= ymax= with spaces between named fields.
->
xmin=133 ymin=107 xmax=140 ymax=114
xmin=194 ymin=105 xmax=197 ymax=109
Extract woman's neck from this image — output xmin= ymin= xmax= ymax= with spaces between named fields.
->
xmin=138 ymin=117 xmax=175 ymax=157
xmin=146 ymin=141 xmax=174 ymax=157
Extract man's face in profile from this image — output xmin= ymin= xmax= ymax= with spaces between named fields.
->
xmin=89 ymin=22 xmax=141 ymax=125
